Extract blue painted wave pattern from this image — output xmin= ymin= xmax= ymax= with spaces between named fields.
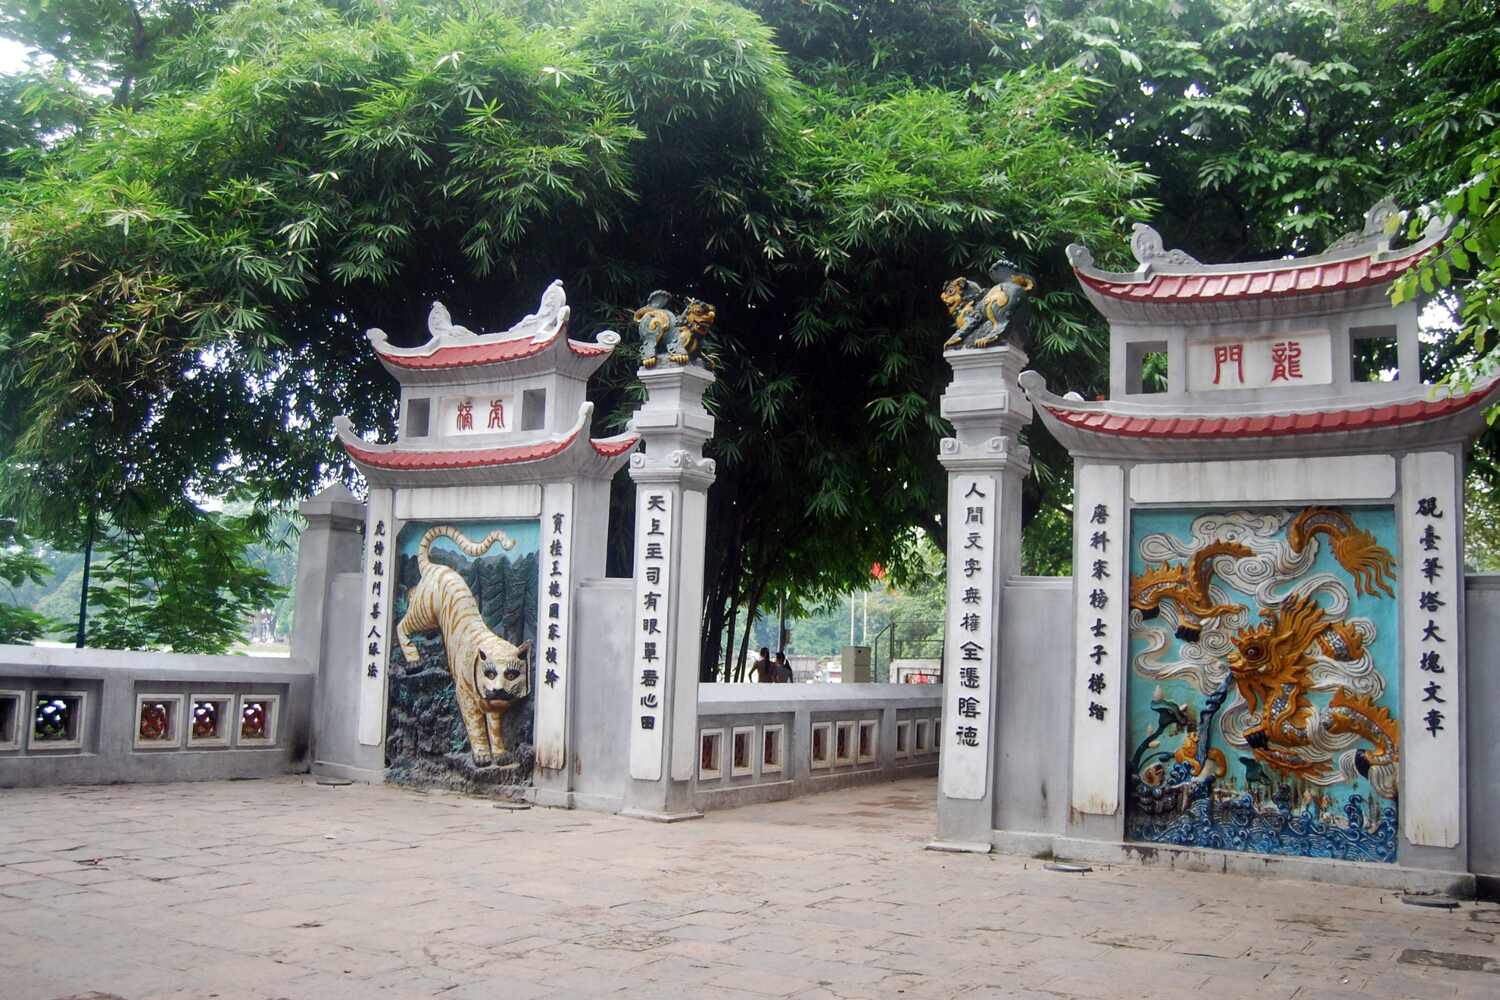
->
xmin=1127 ymin=769 xmax=1397 ymax=863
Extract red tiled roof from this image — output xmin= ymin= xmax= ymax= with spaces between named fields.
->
xmin=1075 ymin=246 xmax=1430 ymax=303
xmin=343 ymin=432 xmax=577 ymax=470
xmin=591 ymin=434 xmax=640 ymax=457
xmin=1040 ymin=384 xmax=1495 ymax=440
xmin=568 ymin=340 xmax=613 ymax=358
xmin=373 ymin=336 xmax=552 ymax=370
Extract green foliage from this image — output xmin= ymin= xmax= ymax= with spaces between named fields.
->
xmin=0 ymin=520 xmax=61 ymax=644
xmin=84 ymin=506 xmax=284 ymax=653
xmin=1386 ymin=1 xmax=1500 ymax=376
xmin=5 ymin=0 xmax=1493 ymax=670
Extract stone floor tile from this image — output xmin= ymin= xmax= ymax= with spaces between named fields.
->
xmin=2 ymin=776 xmax=1498 ymax=1000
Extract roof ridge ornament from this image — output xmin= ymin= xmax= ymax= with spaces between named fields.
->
xmin=1326 ymin=197 xmax=1402 ymax=255
xmin=1130 ymin=223 xmax=1200 ymax=268
xmin=428 ymin=301 xmax=476 ymax=341
xmin=365 ymin=280 xmax=572 ymax=355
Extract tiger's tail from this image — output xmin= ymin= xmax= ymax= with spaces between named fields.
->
xmin=416 ymin=525 xmax=517 ymax=574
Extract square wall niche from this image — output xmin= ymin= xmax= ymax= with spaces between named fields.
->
xmin=810 ymin=722 xmax=832 ymax=770
xmin=1350 ymin=325 xmax=1400 ymax=383
xmin=134 ymin=693 xmax=184 ymax=750
xmin=699 ymin=729 xmax=725 ymax=781
xmin=834 ymin=721 xmax=856 ymax=766
xmin=857 ymin=720 xmax=878 ymax=764
xmin=761 ymin=724 xmax=785 ymax=774
xmin=1126 ymin=339 xmax=1169 ymax=395
xmin=189 ymin=694 xmax=234 ymax=748
xmin=29 ymin=691 xmax=86 ymax=751
xmin=236 ymin=694 xmax=280 ymax=747
xmin=406 ymin=397 xmax=432 ymax=438
xmin=521 ymin=388 xmax=548 ymax=431
xmin=914 ymin=719 xmax=931 ymax=754
xmin=0 ymin=689 xmax=22 ymax=751
xmin=731 ymin=726 xmax=755 ymax=778
xmin=895 ymin=720 xmax=911 ymax=758
xmin=930 ymin=716 xmax=943 ymax=754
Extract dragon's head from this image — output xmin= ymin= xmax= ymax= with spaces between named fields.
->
xmin=1229 ymin=594 xmax=1326 ymax=681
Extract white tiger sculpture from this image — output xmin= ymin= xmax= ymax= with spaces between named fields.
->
xmin=396 ymin=525 xmax=531 ymax=766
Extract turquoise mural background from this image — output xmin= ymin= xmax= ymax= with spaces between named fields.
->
xmin=1124 ymin=506 xmax=1400 ymax=861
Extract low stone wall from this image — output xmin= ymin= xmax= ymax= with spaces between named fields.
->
xmin=0 ymin=645 xmax=313 ymax=787
xmin=693 ymin=683 xmax=943 ymax=811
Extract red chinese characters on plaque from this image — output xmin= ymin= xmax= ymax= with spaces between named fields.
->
xmin=1189 ymin=332 xmax=1331 ymax=391
xmin=1212 ymin=344 xmax=1244 ymax=385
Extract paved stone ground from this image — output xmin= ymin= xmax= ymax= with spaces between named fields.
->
xmin=1 ymin=776 xmax=1498 ymax=1000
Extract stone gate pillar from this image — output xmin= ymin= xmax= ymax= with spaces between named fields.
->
xmin=930 ymin=346 xmax=1032 ymax=852
xmin=622 ymin=363 xmax=716 ymax=821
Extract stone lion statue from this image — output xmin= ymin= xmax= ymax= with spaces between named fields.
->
xmin=942 ymin=259 xmax=1035 ymax=351
xmin=635 ymin=290 xmax=715 ymax=367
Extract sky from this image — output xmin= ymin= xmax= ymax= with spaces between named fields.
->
xmin=1 ymin=39 xmax=27 ymax=74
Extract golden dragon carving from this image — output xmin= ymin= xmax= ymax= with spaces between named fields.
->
xmin=1129 ymin=540 xmax=1253 ymax=640
xmin=1227 ymin=593 xmax=1398 ymax=780
xmin=1288 ymin=506 xmax=1396 ymax=597
xmin=1129 ymin=508 xmax=1401 ymax=785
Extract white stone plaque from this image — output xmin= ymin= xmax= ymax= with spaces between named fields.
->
xmin=1400 ymin=450 xmax=1461 ymax=848
xmin=357 ymin=487 xmax=396 ymax=747
xmin=535 ymin=482 xmax=573 ymax=772
xmin=1186 ymin=330 xmax=1332 ymax=392
xmin=629 ymin=488 xmax=674 ymax=781
xmin=1130 ymin=455 xmax=1396 ymax=505
xmin=443 ymin=395 xmax=513 ymax=436
xmin=941 ymin=474 xmax=995 ymax=800
xmin=1069 ymin=463 xmax=1126 ymax=815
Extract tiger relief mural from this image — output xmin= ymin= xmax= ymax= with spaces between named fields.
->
xmin=1125 ymin=506 xmax=1401 ymax=862
xmin=385 ymin=519 xmax=539 ymax=790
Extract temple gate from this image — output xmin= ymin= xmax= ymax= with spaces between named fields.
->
xmin=930 ymin=202 xmax=1499 ymax=890
xmin=333 ymin=284 xmax=637 ymax=798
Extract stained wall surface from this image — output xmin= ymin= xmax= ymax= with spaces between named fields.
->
xmin=1466 ymin=575 xmax=1500 ymax=880
xmin=993 ymin=577 xmax=1073 ymax=839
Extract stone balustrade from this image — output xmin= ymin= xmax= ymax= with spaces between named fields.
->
xmin=0 ymin=645 xmax=312 ymax=787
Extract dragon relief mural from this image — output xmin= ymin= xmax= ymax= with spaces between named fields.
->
xmin=1125 ymin=506 xmax=1401 ymax=862
xmin=385 ymin=519 xmax=540 ymax=792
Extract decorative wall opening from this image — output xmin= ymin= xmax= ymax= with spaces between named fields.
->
xmin=914 ymin=719 xmax=931 ymax=753
xmin=834 ymin=721 xmax=856 ymax=765
xmin=895 ymin=720 xmax=910 ymax=757
xmin=30 ymin=692 xmax=85 ymax=750
xmin=0 ymin=690 xmax=20 ymax=751
xmin=1350 ymin=326 xmax=1400 ymax=382
xmin=238 ymin=695 xmax=280 ymax=746
xmin=406 ymin=397 xmax=431 ymax=437
xmin=189 ymin=695 xmax=233 ymax=747
xmin=810 ymin=722 xmax=832 ymax=769
xmin=1126 ymin=339 xmax=1169 ymax=395
xmin=134 ymin=694 xmax=182 ymax=750
xmin=385 ymin=519 xmax=539 ymax=791
xmin=730 ymin=726 xmax=754 ymax=777
xmin=1125 ymin=506 xmax=1400 ymax=862
xmin=699 ymin=729 xmax=724 ymax=781
xmin=857 ymin=720 xmax=878 ymax=763
xmin=761 ymin=724 xmax=784 ymax=774
xmin=521 ymin=388 xmax=547 ymax=431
